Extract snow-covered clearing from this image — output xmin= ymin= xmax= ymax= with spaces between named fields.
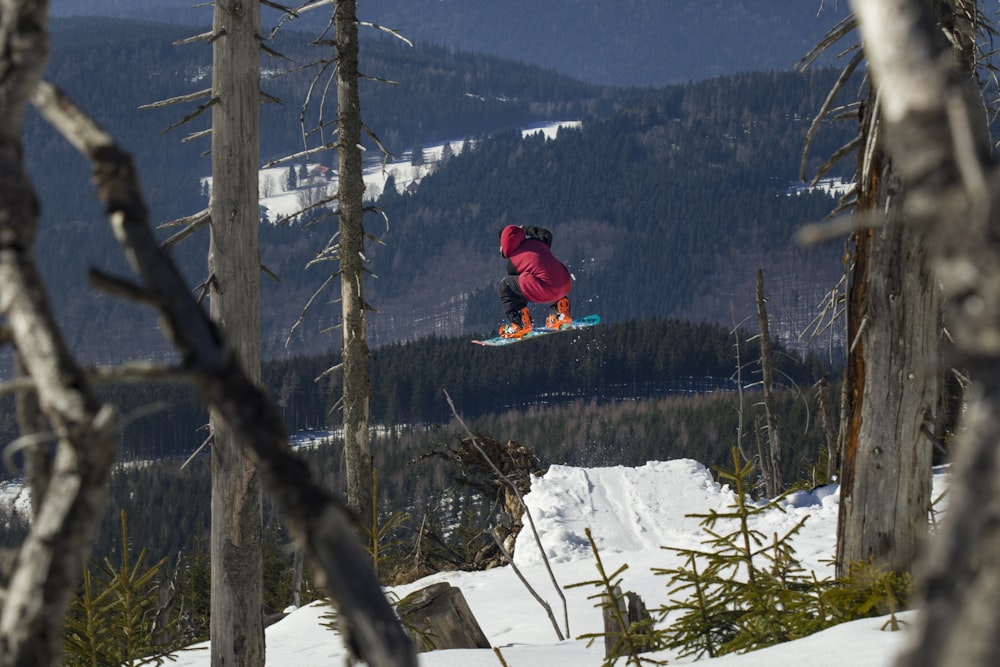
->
xmin=204 ymin=120 xmax=582 ymax=224
xmin=163 ymin=458 xmax=944 ymax=666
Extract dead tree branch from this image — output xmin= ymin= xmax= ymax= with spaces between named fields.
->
xmin=443 ymin=390 xmax=570 ymax=640
xmin=0 ymin=7 xmax=119 ymax=663
xmin=138 ymin=88 xmax=213 ymax=111
xmin=158 ymin=208 xmax=211 ymax=249
xmin=30 ymin=79 xmax=416 ymax=667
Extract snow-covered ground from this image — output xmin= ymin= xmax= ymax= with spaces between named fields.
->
xmin=163 ymin=458 xmax=946 ymax=666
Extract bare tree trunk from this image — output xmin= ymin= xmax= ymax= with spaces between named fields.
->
xmin=208 ymin=0 xmax=264 ymax=663
xmin=335 ymin=0 xmax=374 ymax=544
xmin=817 ymin=374 xmax=839 ymax=483
xmin=836 ymin=164 xmax=936 ymax=574
xmin=834 ymin=5 xmax=939 ymax=577
xmin=290 ymin=546 xmax=304 ymax=608
xmin=847 ymin=0 xmax=1000 ymax=664
xmin=754 ymin=268 xmax=782 ymax=497
xmin=838 ymin=223 xmax=870 ymax=566
xmin=731 ymin=324 xmax=754 ymax=464
xmin=0 ymin=3 xmax=120 ymax=664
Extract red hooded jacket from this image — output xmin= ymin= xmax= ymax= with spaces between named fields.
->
xmin=499 ymin=225 xmax=572 ymax=303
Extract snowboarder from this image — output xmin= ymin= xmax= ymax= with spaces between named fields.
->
xmin=497 ymin=224 xmax=573 ymax=338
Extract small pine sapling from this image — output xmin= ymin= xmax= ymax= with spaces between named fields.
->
xmin=63 ymin=510 xmax=180 ymax=667
xmin=654 ymin=448 xmax=817 ymax=657
xmin=174 ymin=538 xmax=211 ymax=643
xmin=821 ymin=557 xmax=911 ymax=630
xmin=363 ymin=466 xmax=411 ymax=581
xmin=366 ymin=509 xmax=411 ymax=580
xmin=64 ymin=567 xmax=114 ymax=666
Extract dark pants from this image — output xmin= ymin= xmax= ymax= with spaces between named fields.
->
xmin=498 ymin=275 xmax=526 ymax=323
xmin=499 ymin=275 xmax=564 ymax=324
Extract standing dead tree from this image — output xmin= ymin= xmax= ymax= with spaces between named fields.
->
xmin=206 ymin=0 xmax=265 ymax=662
xmin=334 ymin=0 xmax=376 ymax=547
xmin=268 ymin=0 xmax=410 ymax=551
xmin=846 ymin=0 xmax=1000 ymax=664
xmin=798 ymin=2 xmax=972 ymax=577
xmin=753 ymin=268 xmax=782 ymax=497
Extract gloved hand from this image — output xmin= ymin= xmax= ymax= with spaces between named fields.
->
xmin=523 ymin=226 xmax=553 ymax=246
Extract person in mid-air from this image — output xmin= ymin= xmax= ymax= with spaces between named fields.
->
xmin=497 ymin=224 xmax=573 ymax=338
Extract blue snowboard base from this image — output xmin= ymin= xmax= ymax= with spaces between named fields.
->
xmin=472 ymin=314 xmax=601 ymax=346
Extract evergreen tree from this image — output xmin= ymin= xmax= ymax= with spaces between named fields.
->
xmin=175 ymin=538 xmax=211 ymax=643
xmin=655 ymin=450 xmax=823 ymax=659
xmin=63 ymin=512 xmax=180 ymax=667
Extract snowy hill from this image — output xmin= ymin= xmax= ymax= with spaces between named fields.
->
xmin=162 ymin=459 xmax=943 ymax=666
xmin=251 ymin=121 xmax=580 ymax=224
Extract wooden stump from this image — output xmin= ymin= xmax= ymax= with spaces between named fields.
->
xmin=397 ymin=582 xmax=491 ymax=652
xmin=602 ymin=586 xmax=653 ymax=658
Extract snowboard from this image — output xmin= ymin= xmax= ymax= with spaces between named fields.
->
xmin=472 ymin=314 xmax=601 ymax=346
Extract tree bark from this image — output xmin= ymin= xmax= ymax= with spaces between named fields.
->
xmin=208 ymin=0 xmax=264 ymax=663
xmin=335 ymin=0 xmax=374 ymax=543
xmin=847 ymin=0 xmax=1000 ymax=664
xmin=14 ymin=353 xmax=52 ymax=516
xmin=836 ymin=172 xmax=936 ymax=574
xmin=835 ymin=4 xmax=939 ymax=577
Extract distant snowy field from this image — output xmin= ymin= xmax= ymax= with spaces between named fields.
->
xmin=155 ymin=458 xmax=946 ymax=667
xmin=0 ymin=480 xmax=30 ymax=519
xmin=205 ymin=120 xmax=582 ymax=224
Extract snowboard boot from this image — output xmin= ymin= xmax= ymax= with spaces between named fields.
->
xmin=499 ymin=306 xmax=533 ymax=338
xmin=545 ymin=297 xmax=572 ymax=329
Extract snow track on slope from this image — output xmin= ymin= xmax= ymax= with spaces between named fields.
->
xmin=513 ymin=459 xmax=729 ymax=565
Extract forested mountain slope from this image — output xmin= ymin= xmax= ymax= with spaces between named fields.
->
xmin=26 ymin=18 xmax=621 ymax=363
xmin=365 ymin=68 xmax=854 ymax=346
xmin=0 ymin=318 xmax=832 ymax=463
xmin=0 ymin=319 xmax=835 ymax=573
xmin=23 ymin=18 xmax=855 ymax=364
xmin=50 ymin=0 xmax=852 ymax=87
